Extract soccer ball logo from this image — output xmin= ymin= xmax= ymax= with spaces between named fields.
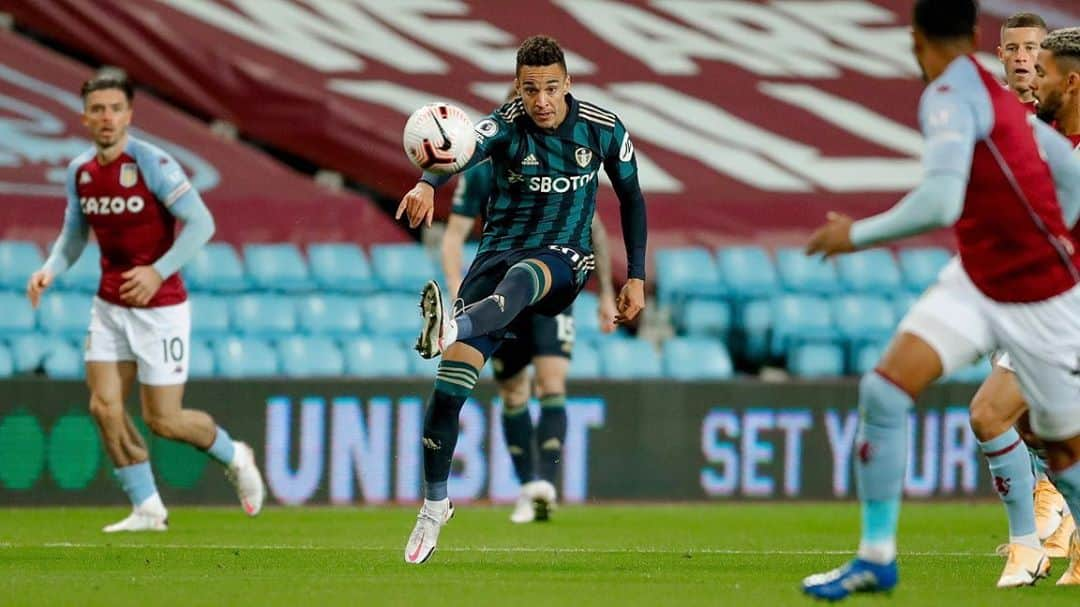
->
xmin=402 ymin=102 xmax=476 ymax=175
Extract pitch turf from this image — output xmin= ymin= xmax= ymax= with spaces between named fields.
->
xmin=0 ymin=503 xmax=1075 ymax=606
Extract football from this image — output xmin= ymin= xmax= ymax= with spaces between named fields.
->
xmin=402 ymin=102 xmax=476 ymax=175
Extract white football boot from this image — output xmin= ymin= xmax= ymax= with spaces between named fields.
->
xmin=996 ymin=543 xmax=1050 ymax=587
xmin=404 ymin=498 xmax=455 ymax=564
xmin=225 ymin=441 xmax=265 ymax=516
xmin=521 ymin=480 xmax=557 ymax=523
xmin=103 ymin=495 xmax=168 ymax=533
xmin=416 ymin=281 xmax=458 ymax=359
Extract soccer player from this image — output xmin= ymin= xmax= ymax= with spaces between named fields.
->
xmin=443 ymin=152 xmax=618 ymax=523
xmin=999 ymin=12 xmax=1048 ymax=110
xmin=27 ymin=73 xmax=265 ymax=532
xmin=396 ymin=35 xmax=647 ymax=563
xmin=800 ymin=1 xmax=1080 ymax=598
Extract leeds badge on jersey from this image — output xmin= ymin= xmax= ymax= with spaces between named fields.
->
xmin=575 ymin=147 xmax=593 ymax=168
xmin=119 ymin=163 xmax=139 ymax=188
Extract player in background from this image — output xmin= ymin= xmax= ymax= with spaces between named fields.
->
xmin=27 ymin=73 xmax=265 ymax=532
xmin=443 ymin=150 xmax=618 ymax=523
xmin=396 ymin=35 xmax=647 ymax=564
xmin=801 ymin=1 xmax=1080 ymax=598
xmin=999 ymin=12 xmax=1048 ymax=110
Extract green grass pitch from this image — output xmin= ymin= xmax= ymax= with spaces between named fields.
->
xmin=0 ymin=503 xmax=1075 ymax=606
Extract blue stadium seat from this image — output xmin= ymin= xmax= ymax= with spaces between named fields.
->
xmin=297 ymin=295 xmax=362 ymax=336
xmin=342 ymin=336 xmax=411 ymax=377
xmin=188 ymin=294 xmax=230 ymax=339
xmin=851 ymin=340 xmax=888 ymax=376
xmin=182 ymin=242 xmax=249 ymax=292
xmin=788 ymin=343 xmax=846 ymax=378
xmin=410 ymin=353 xmax=439 ymax=377
xmin=188 ymin=339 xmax=215 ymax=378
xmin=775 ymin=248 xmax=840 ymax=294
xmin=677 ymin=298 xmax=731 ymax=337
xmin=835 ymin=250 xmax=903 ymax=294
xmin=573 ymin=291 xmax=602 ymax=337
xmin=738 ymin=298 xmax=772 ymax=364
xmin=567 ymin=341 xmax=600 ymax=379
xmin=0 ymin=343 xmax=11 ymax=378
xmin=370 ymin=243 xmax=437 ymax=293
xmin=599 ymin=339 xmax=662 ymax=379
xmin=0 ymin=292 xmax=36 ymax=336
xmin=307 ymin=243 xmax=377 ymax=294
xmin=898 ymin=247 xmax=952 ymax=293
xmin=945 ymin=358 xmax=991 ymax=384
xmin=56 ymin=243 xmax=100 ymax=292
xmin=243 ymin=243 xmax=314 ymax=292
xmin=214 ymin=337 xmax=279 ymax=377
xmin=364 ymin=293 xmax=422 ymax=338
xmin=655 ymin=247 xmax=724 ymax=308
xmin=0 ymin=241 xmax=43 ymax=290
xmin=891 ymin=291 xmax=918 ymax=320
xmin=831 ymin=295 xmax=896 ymax=345
xmin=7 ymin=334 xmax=68 ymax=373
xmin=770 ymin=294 xmax=835 ymax=358
xmin=662 ymin=338 xmax=734 ymax=380
xmin=717 ymin=246 xmax=779 ymax=300
xmin=231 ymin=294 xmax=296 ymax=337
xmin=277 ymin=336 xmax=345 ymax=377
xmin=43 ymin=340 xmax=84 ymax=379
xmin=38 ymin=292 xmax=93 ymax=338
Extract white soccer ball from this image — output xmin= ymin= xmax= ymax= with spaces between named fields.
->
xmin=402 ymin=102 xmax=476 ymax=175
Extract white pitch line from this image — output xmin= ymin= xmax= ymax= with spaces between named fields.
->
xmin=0 ymin=542 xmax=999 ymax=557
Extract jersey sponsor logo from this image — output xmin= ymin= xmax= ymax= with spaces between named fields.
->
xmin=119 ymin=163 xmax=139 ymax=188
xmin=528 ymin=171 xmax=597 ymax=193
xmin=79 ymin=171 xmax=92 ymax=185
xmin=575 ymin=147 xmax=593 ymax=168
xmin=522 ymin=153 xmax=540 ymax=167
xmin=80 ymin=195 xmax=146 ymax=215
xmin=619 ymin=132 xmax=634 ymax=162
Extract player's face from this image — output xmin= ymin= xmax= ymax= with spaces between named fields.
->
xmin=1034 ymin=50 xmax=1078 ymax=125
xmin=82 ymin=88 xmax=132 ymax=149
xmin=998 ymin=27 xmax=1046 ymax=94
xmin=516 ymin=64 xmax=570 ymax=130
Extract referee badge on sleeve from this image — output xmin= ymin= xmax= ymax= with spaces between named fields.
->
xmin=119 ymin=163 xmax=139 ymax=188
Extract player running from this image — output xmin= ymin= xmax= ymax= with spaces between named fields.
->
xmin=801 ymin=1 xmax=1080 ymax=599
xmin=27 ymin=73 xmax=265 ymax=532
xmin=443 ymin=151 xmax=617 ymax=524
xmin=396 ymin=35 xmax=647 ymax=564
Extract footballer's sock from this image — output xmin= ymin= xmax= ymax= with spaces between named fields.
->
xmin=855 ymin=372 xmax=912 ymax=565
xmin=422 ymin=361 xmax=479 ymax=501
xmin=115 ymin=461 xmax=160 ymax=509
xmin=1031 ymin=449 xmax=1050 ymax=482
xmin=205 ymin=425 xmax=236 ymax=466
xmin=981 ymin=428 xmax=1038 ymax=548
xmin=502 ymin=403 xmax=535 ymax=484
xmin=1051 ymin=459 xmax=1080 ymax=534
xmin=537 ymin=394 xmax=567 ymax=485
xmin=455 ymin=261 xmax=545 ymax=340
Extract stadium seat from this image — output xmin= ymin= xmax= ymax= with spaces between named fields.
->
xmin=898 ymin=247 xmax=952 ymax=293
xmin=56 ymin=243 xmax=100 ymax=292
xmin=788 ymin=342 xmax=846 ymax=378
xmin=654 ymin=247 xmax=724 ymax=308
xmin=213 ymin=337 xmax=279 ymax=377
xmin=243 ymin=243 xmax=314 ymax=292
xmin=945 ymin=358 xmax=991 ymax=384
xmin=188 ymin=339 xmax=215 ymax=378
xmin=0 ymin=240 xmax=43 ymax=290
xmin=851 ymin=340 xmax=888 ymax=376
xmin=341 ymin=336 xmax=411 ymax=377
xmin=364 ymin=293 xmax=422 ymax=338
xmin=0 ymin=343 xmax=11 ymax=378
xmin=410 ymin=352 xmax=439 ymax=377
xmin=599 ymin=339 xmax=662 ymax=379
xmin=277 ymin=336 xmax=345 ymax=377
xmin=662 ymin=337 xmax=734 ymax=380
xmin=891 ymin=291 xmax=918 ymax=320
xmin=297 ymin=295 xmax=363 ymax=336
xmin=43 ymin=340 xmax=84 ymax=379
xmin=182 ymin=242 xmax=249 ymax=292
xmin=677 ymin=298 xmax=731 ymax=337
xmin=717 ymin=246 xmax=779 ymax=300
xmin=231 ymin=294 xmax=296 ymax=337
xmin=0 ymin=292 xmax=36 ymax=336
xmin=775 ymin=248 xmax=840 ymax=295
xmin=567 ymin=341 xmax=600 ymax=379
xmin=737 ymin=298 xmax=772 ymax=364
xmin=7 ymin=334 xmax=68 ymax=374
xmin=835 ymin=250 xmax=903 ymax=294
xmin=307 ymin=243 xmax=377 ymax=294
xmin=573 ymin=291 xmax=602 ymax=337
xmin=188 ymin=294 xmax=230 ymax=339
xmin=369 ymin=243 xmax=438 ymax=293
xmin=38 ymin=292 xmax=93 ymax=338
xmin=770 ymin=294 xmax=835 ymax=358
xmin=831 ymin=295 xmax=896 ymax=345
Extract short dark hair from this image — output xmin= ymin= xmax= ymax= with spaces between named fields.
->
xmin=516 ymin=35 xmax=566 ymax=74
xmin=1003 ymin=12 xmax=1047 ymax=32
xmin=913 ymin=0 xmax=978 ymax=41
xmin=80 ymin=70 xmax=134 ymax=104
xmin=1042 ymin=27 xmax=1080 ymax=69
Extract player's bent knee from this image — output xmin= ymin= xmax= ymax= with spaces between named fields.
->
xmin=969 ymin=395 xmax=1010 ymax=440
xmin=88 ymin=395 xmax=122 ymax=422
xmin=145 ymin=414 xmax=183 ymax=440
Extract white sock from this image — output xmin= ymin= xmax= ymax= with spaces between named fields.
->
xmin=1010 ymin=532 xmax=1040 ymax=549
xmin=137 ymin=492 xmax=166 ymax=515
xmin=857 ymin=538 xmax=896 ymax=564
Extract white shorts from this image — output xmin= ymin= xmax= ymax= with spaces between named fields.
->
xmin=86 ymin=297 xmax=191 ymax=386
xmin=897 ymin=258 xmax=994 ymax=376
xmin=995 ymin=352 xmax=1016 ymax=373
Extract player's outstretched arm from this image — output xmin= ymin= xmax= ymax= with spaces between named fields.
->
xmin=590 ymin=215 xmax=618 ymax=332
xmin=32 ymin=165 xmax=91 ymax=308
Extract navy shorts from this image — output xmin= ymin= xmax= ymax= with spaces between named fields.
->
xmin=490 ymin=309 xmax=574 ymax=381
